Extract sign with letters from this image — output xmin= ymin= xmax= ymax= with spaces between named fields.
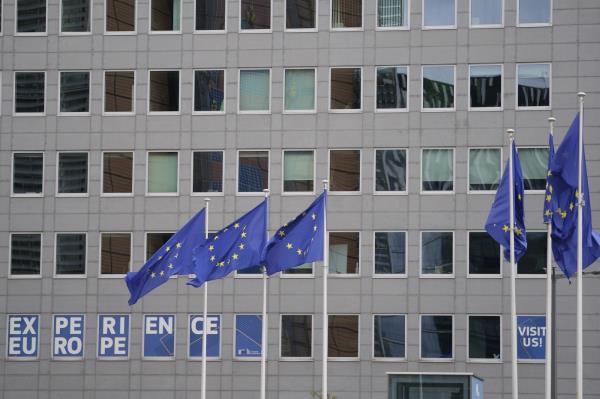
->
xmin=517 ymin=315 xmax=546 ymax=361
xmin=97 ymin=314 xmax=130 ymax=359
xmin=234 ymin=314 xmax=262 ymax=359
xmin=143 ymin=314 xmax=175 ymax=359
xmin=6 ymin=314 xmax=39 ymax=360
xmin=52 ymin=315 xmax=85 ymax=360
xmin=188 ymin=314 xmax=221 ymax=359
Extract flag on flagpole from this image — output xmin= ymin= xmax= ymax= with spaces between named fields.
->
xmin=543 ymin=132 xmax=556 ymax=224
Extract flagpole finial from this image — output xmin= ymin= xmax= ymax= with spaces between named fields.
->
xmin=577 ymin=92 xmax=586 ymax=98
xmin=507 ymin=128 xmax=515 ymax=139
xmin=322 ymin=179 xmax=329 ymax=191
xmin=548 ymin=117 xmax=556 ymax=123
xmin=204 ymin=197 xmax=211 ymax=203
xmin=263 ymin=189 xmax=270 ymax=198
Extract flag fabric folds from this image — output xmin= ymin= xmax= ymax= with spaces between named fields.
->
xmin=543 ymin=132 xmax=555 ymax=224
xmin=262 ymin=192 xmax=327 ymax=275
xmin=188 ymin=200 xmax=267 ymax=287
xmin=547 ymin=113 xmax=600 ymax=277
xmin=125 ymin=209 xmax=207 ymax=305
xmin=485 ymin=141 xmax=528 ymax=262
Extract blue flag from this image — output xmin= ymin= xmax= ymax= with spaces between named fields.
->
xmin=543 ymin=132 xmax=555 ymax=224
xmin=262 ymin=192 xmax=326 ymax=275
xmin=547 ymin=113 xmax=600 ymax=277
xmin=485 ymin=141 xmax=528 ymax=262
xmin=125 ymin=209 xmax=206 ymax=305
xmin=188 ymin=200 xmax=267 ymax=287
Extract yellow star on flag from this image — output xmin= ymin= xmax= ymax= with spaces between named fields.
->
xmin=209 ymin=245 xmax=214 ymax=251
xmin=151 ymin=272 xmax=156 ymax=278
xmin=214 ymin=235 xmax=219 ymax=240
xmin=515 ymin=227 xmax=522 ymax=236
xmin=502 ymin=225 xmax=510 ymax=232
xmin=165 ymin=246 xmax=171 ymax=252
xmin=545 ymin=209 xmax=552 ymax=217
xmin=517 ymin=194 xmax=522 ymax=201
xmin=176 ymin=242 xmax=182 ymax=248
xmin=241 ymin=232 xmax=247 ymax=238
xmin=234 ymin=223 xmax=240 ymax=229
xmin=569 ymin=202 xmax=574 ymax=211
xmin=561 ymin=211 xmax=567 ymax=219
xmin=278 ymin=230 xmax=285 ymax=237
xmin=546 ymin=194 xmax=552 ymax=202
xmin=296 ymin=249 xmax=302 ymax=255
xmin=159 ymin=270 xmax=165 ymax=276
xmin=239 ymin=243 xmax=245 ymax=250
xmin=218 ymin=261 xmax=225 ymax=267
xmin=210 ymin=255 xmax=216 ymax=261
xmin=286 ymin=243 xmax=293 ymax=249
xmin=168 ymin=263 xmax=174 ymax=269
xmin=311 ymin=213 xmax=316 ymax=220
xmin=232 ymin=253 xmax=239 ymax=260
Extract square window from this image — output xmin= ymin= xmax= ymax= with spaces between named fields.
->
xmin=106 ymin=0 xmax=135 ymax=32
xmin=57 ymin=153 xmax=88 ymax=195
xmin=104 ymin=71 xmax=135 ymax=113
xmin=374 ymin=232 xmax=406 ymax=275
xmin=517 ymin=64 xmax=550 ymax=108
xmin=329 ymin=150 xmax=360 ymax=192
xmin=239 ymin=70 xmax=270 ymax=112
xmin=148 ymin=70 xmax=180 ymax=113
xmin=101 ymin=233 xmax=131 ymax=275
xmin=423 ymin=0 xmax=455 ymax=28
xmin=235 ymin=314 xmax=263 ymax=358
xmin=10 ymin=234 xmax=42 ymax=276
xmin=240 ymin=0 xmax=271 ymax=30
xmin=377 ymin=0 xmax=408 ymax=28
xmin=286 ymin=0 xmax=316 ymax=29
xmin=468 ymin=232 xmax=501 ymax=275
xmin=146 ymin=232 xmax=174 ymax=260
xmin=238 ymin=151 xmax=269 ymax=193
xmin=469 ymin=65 xmax=502 ymax=109
xmin=147 ymin=152 xmax=178 ymax=194
xmin=373 ymin=315 xmax=405 ymax=358
xmin=281 ymin=262 xmax=313 ymax=276
xmin=281 ymin=315 xmax=312 ymax=358
xmin=421 ymin=231 xmax=453 ymax=275
xmin=55 ymin=233 xmax=86 ymax=275
xmin=283 ymin=150 xmax=314 ymax=193
xmin=60 ymin=72 xmax=90 ymax=113
xmin=330 ymin=68 xmax=361 ymax=111
xmin=469 ymin=315 xmax=501 ymax=360
xmin=195 ymin=0 xmax=225 ymax=30
xmin=422 ymin=66 xmax=455 ymax=110
xmin=17 ymin=0 xmax=46 ymax=33
xmin=469 ymin=148 xmax=501 ymax=191
xmin=420 ymin=315 xmax=453 ymax=359
xmin=518 ymin=232 xmax=546 ymax=275
xmin=61 ymin=0 xmax=90 ymax=32
xmin=518 ymin=0 xmax=551 ymax=25
xmin=194 ymin=70 xmax=225 ymax=112
xmin=376 ymin=67 xmax=408 ymax=110
xmin=102 ymin=152 xmax=133 ymax=194
xmin=329 ymin=232 xmax=359 ymax=275
xmin=422 ymin=149 xmax=454 ymax=192
xmin=150 ymin=0 xmax=181 ymax=31
xmin=331 ymin=0 xmax=362 ymax=29
xmin=193 ymin=151 xmax=224 ymax=193
xmin=518 ymin=147 xmax=548 ymax=191
xmin=375 ymin=149 xmax=407 ymax=192
xmin=328 ymin=315 xmax=359 ymax=358
xmin=13 ymin=153 xmax=44 ymax=195
xmin=14 ymin=72 xmax=45 ymax=114
xmin=284 ymin=69 xmax=316 ymax=112
xmin=470 ymin=0 xmax=502 ymax=26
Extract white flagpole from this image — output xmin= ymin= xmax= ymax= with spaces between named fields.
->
xmin=260 ymin=189 xmax=270 ymax=399
xmin=545 ymin=117 xmax=555 ymax=399
xmin=322 ymin=180 xmax=329 ymax=399
xmin=507 ymin=128 xmax=519 ymax=399
xmin=201 ymin=198 xmax=210 ymax=399
xmin=576 ymin=92 xmax=586 ymax=399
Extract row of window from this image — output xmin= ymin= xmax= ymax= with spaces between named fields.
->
xmin=9 ymin=229 xmax=549 ymax=277
xmin=7 ymin=64 xmax=551 ymax=115
xmin=6 ymin=0 xmax=552 ymax=36
xmin=11 ymin=148 xmax=550 ymax=197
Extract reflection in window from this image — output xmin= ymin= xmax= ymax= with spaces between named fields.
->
xmin=422 ymin=149 xmax=453 ymax=192
xmin=103 ymin=152 xmax=133 ymax=194
xmin=58 ymin=153 xmax=88 ymax=194
xmin=421 ymin=232 xmax=453 ymax=275
xmin=60 ymin=72 xmax=90 ymax=113
xmin=375 ymin=149 xmax=406 ymax=192
xmin=194 ymin=70 xmax=225 ymax=112
xmin=101 ymin=233 xmax=131 ymax=275
xmin=150 ymin=0 xmax=181 ymax=31
xmin=282 ymin=262 xmax=313 ymax=275
xmin=106 ymin=0 xmax=135 ymax=32
xmin=284 ymin=69 xmax=315 ymax=111
xmin=374 ymin=315 xmax=405 ymax=358
xmin=376 ymin=67 xmax=407 ymax=110
xmin=238 ymin=151 xmax=269 ymax=193
xmin=329 ymin=150 xmax=360 ymax=192
xmin=423 ymin=0 xmax=455 ymax=27
xmin=286 ymin=0 xmax=316 ymax=29
xmin=328 ymin=315 xmax=359 ymax=358
xmin=469 ymin=316 xmax=501 ymax=360
xmin=377 ymin=0 xmax=408 ymax=28
xmin=329 ymin=232 xmax=359 ymax=274
xmin=517 ymin=64 xmax=550 ymax=108
xmin=195 ymin=0 xmax=225 ymax=30
xmin=146 ymin=232 xmax=174 ymax=260
xmin=13 ymin=153 xmax=43 ymax=195
xmin=330 ymin=68 xmax=361 ymax=110
xmin=519 ymin=0 xmax=551 ymax=25
xmin=281 ymin=315 xmax=312 ymax=358
xmin=283 ymin=150 xmax=314 ymax=192
xmin=471 ymin=0 xmax=502 ymax=26
xmin=10 ymin=234 xmax=42 ymax=275
xmin=240 ymin=0 xmax=271 ymax=29
xmin=374 ymin=232 xmax=406 ymax=275
xmin=518 ymin=232 xmax=546 ymax=274
xmin=104 ymin=71 xmax=135 ymax=113
xmin=15 ymin=72 xmax=45 ymax=114
xmin=17 ymin=0 xmax=47 ymax=33
xmin=55 ymin=233 xmax=86 ymax=275
xmin=193 ymin=151 xmax=223 ymax=193
xmin=423 ymin=65 xmax=455 ymax=109
xmin=469 ymin=148 xmax=501 ymax=191
xmin=518 ymin=147 xmax=548 ymax=190
xmin=331 ymin=0 xmax=362 ymax=28
xmin=421 ymin=315 xmax=453 ymax=359
xmin=469 ymin=232 xmax=501 ymax=275
xmin=147 ymin=152 xmax=178 ymax=194
xmin=149 ymin=71 xmax=180 ymax=112
xmin=239 ymin=69 xmax=270 ymax=112
xmin=61 ymin=0 xmax=90 ymax=32
xmin=470 ymin=65 xmax=502 ymax=109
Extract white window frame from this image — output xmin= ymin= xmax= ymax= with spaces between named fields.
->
xmin=373 ymin=148 xmax=408 ymax=195
xmin=374 ymin=66 xmax=409 ymax=113
xmin=13 ymin=71 xmax=46 ymax=116
xmin=516 ymin=0 xmax=552 ymax=27
xmin=96 ymin=314 xmax=131 ymax=360
xmin=56 ymin=151 xmax=90 ymax=197
xmin=233 ymin=313 xmax=263 ymax=361
xmin=193 ymin=0 xmax=227 ymax=33
xmin=372 ymin=231 xmax=408 ymax=278
xmin=468 ymin=64 xmax=503 ymax=111
xmin=279 ymin=314 xmax=314 ymax=360
xmin=148 ymin=0 xmax=182 ymax=34
xmin=421 ymin=0 xmax=456 ymax=30
xmin=236 ymin=149 xmax=270 ymax=196
xmin=51 ymin=314 xmax=86 ymax=360
xmin=467 ymin=314 xmax=503 ymax=363
xmin=284 ymin=0 xmax=318 ymax=32
xmin=147 ymin=70 xmax=181 ymax=115
xmin=280 ymin=262 xmax=315 ymax=278
xmin=102 ymin=70 xmax=136 ymax=115
xmin=239 ymin=0 xmax=273 ymax=33
xmin=330 ymin=0 xmax=364 ymax=31
xmin=283 ymin=67 xmax=317 ymax=114
xmin=58 ymin=70 xmax=91 ymax=116
xmin=420 ymin=147 xmax=455 ymax=195
xmin=237 ymin=68 xmax=271 ymax=114
xmin=98 ymin=232 xmax=133 ymax=278
xmin=8 ymin=232 xmax=43 ymax=279
xmin=192 ymin=69 xmax=227 ymax=115
xmin=516 ymin=145 xmax=549 ymax=194
xmin=104 ymin=0 xmax=137 ymax=34
xmin=11 ymin=151 xmax=44 ymax=198
xmin=328 ymin=314 xmax=360 ymax=361
xmin=467 ymin=147 xmax=502 ymax=194
xmin=469 ymin=0 xmax=504 ymax=28
xmin=421 ymin=65 xmax=456 ymax=112
xmin=54 ymin=232 xmax=88 ymax=278
xmin=419 ymin=314 xmax=454 ymax=361
xmin=517 ymin=229 xmax=547 ymax=279
xmin=15 ymin=0 xmax=48 ymax=36
xmin=419 ymin=230 xmax=455 ymax=278
xmin=328 ymin=231 xmax=361 ymax=277
xmin=328 ymin=149 xmax=362 ymax=195
xmin=372 ymin=314 xmax=407 ymax=361
xmin=281 ymin=149 xmax=316 ymax=196
xmin=187 ymin=314 xmax=222 ymax=360
xmin=6 ymin=314 xmax=41 ymax=360
xmin=328 ymin=67 xmax=363 ymax=113
xmin=141 ymin=314 xmax=176 ymax=360
xmin=145 ymin=151 xmax=180 ymax=196
xmin=100 ymin=151 xmax=135 ymax=197
xmin=59 ymin=0 xmax=92 ymax=35
xmin=375 ymin=0 xmax=410 ymax=31
xmin=515 ymin=63 xmax=552 ymax=111
xmin=466 ymin=230 xmax=502 ymax=278
xmin=191 ymin=150 xmax=225 ymax=196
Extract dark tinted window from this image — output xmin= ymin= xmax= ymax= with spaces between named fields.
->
xmin=329 ymin=150 xmax=360 ymax=192
xmin=13 ymin=153 xmax=43 ymax=195
xmin=60 ymin=72 xmax=90 ymax=113
xmin=193 ymin=151 xmax=223 ymax=193
xmin=61 ymin=0 xmax=90 ymax=32
xmin=101 ymin=233 xmax=131 ymax=275
xmin=375 ymin=149 xmax=406 ymax=192
xmin=149 ymin=71 xmax=180 ymax=112
xmin=104 ymin=71 xmax=134 ymax=113
xmin=196 ymin=0 xmax=225 ymax=30
xmin=330 ymin=68 xmax=361 ymax=110
xmin=17 ymin=0 xmax=46 ymax=33
xmin=331 ymin=0 xmax=362 ymax=28
xmin=56 ymin=233 xmax=86 ymax=275
xmin=423 ymin=66 xmax=454 ymax=109
xmin=376 ymin=67 xmax=407 ymax=110
xmin=470 ymin=65 xmax=502 ymax=108
xmin=194 ymin=70 xmax=225 ymax=112
xmin=374 ymin=315 xmax=405 ymax=358
xmin=286 ymin=0 xmax=315 ymax=29
xmin=518 ymin=232 xmax=546 ymax=274
xmin=517 ymin=64 xmax=550 ymax=108
xmin=281 ymin=315 xmax=312 ymax=358
xmin=10 ymin=234 xmax=42 ymax=275
xmin=328 ymin=315 xmax=359 ymax=358
xmin=15 ymin=72 xmax=45 ymax=114
xmin=146 ymin=232 xmax=173 ymax=260
xmin=374 ymin=232 xmax=406 ymax=274
xmin=103 ymin=152 xmax=133 ymax=194
xmin=238 ymin=151 xmax=269 ymax=193
xmin=240 ymin=0 xmax=270 ymax=29
xmin=58 ymin=153 xmax=88 ymax=194
xmin=421 ymin=232 xmax=453 ymax=275
xmin=469 ymin=232 xmax=501 ymax=275
xmin=421 ymin=315 xmax=453 ymax=359
xmin=469 ymin=316 xmax=501 ymax=360
xmin=106 ymin=0 xmax=135 ymax=31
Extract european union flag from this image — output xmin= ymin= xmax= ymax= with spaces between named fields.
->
xmin=548 ymin=113 xmax=600 ymax=277
xmin=485 ymin=141 xmax=528 ymax=262
xmin=188 ymin=200 xmax=267 ymax=287
xmin=543 ymin=131 xmax=555 ymax=224
xmin=125 ymin=209 xmax=206 ymax=305
xmin=262 ymin=192 xmax=326 ymax=275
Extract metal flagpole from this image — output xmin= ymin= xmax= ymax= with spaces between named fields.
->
xmin=545 ymin=117 xmax=555 ymax=399
xmin=260 ymin=189 xmax=270 ymax=399
xmin=201 ymin=198 xmax=210 ymax=399
xmin=507 ymin=128 xmax=519 ymax=399
xmin=576 ymin=92 xmax=586 ymax=399
xmin=322 ymin=180 xmax=329 ymax=399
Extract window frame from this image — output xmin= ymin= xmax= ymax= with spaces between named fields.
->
xmin=145 ymin=151 xmax=180 ymax=196
xmin=191 ymin=150 xmax=225 ymax=197
xmin=192 ymin=69 xmax=226 ymax=115
xmin=187 ymin=313 xmax=223 ymax=360
xmin=239 ymin=0 xmax=273 ymax=33
xmin=515 ymin=63 xmax=552 ymax=111
xmin=281 ymin=149 xmax=316 ymax=196
xmin=328 ymin=231 xmax=361 ymax=277
xmin=516 ymin=0 xmax=552 ymax=27
xmin=55 ymin=151 xmax=90 ymax=198
xmin=8 ymin=232 xmax=43 ymax=279
xmin=11 ymin=151 xmax=44 ymax=198
xmin=328 ymin=314 xmax=360 ymax=361
xmin=144 ymin=231 xmax=176 ymax=261
xmin=236 ymin=149 xmax=270 ymax=196
xmin=468 ymin=64 xmax=503 ymax=111
xmin=58 ymin=70 xmax=91 ymax=116
xmin=233 ymin=313 xmax=263 ymax=361
xmin=237 ymin=68 xmax=272 ymax=114
xmin=328 ymin=148 xmax=362 ymax=195
xmin=95 ymin=314 xmax=131 ymax=360
xmin=280 ymin=262 xmax=315 ymax=278
xmin=147 ymin=69 xmax=181 ymax=115
xmin=420 ymin=147 xmax=455 ymax=195
xmin=53 ymin=232 xmax=88 ymax=279
xmin=421 ymin=0 xmax=457 ymax=30
xmin=98 ymin=232 xmax=133 ymax=278
xmin=279 ymin=314 xmax=313 ymax=361
xmin=328 ymin=67 xmax=363 ymax=113
xmin=100 ymin=151 xmax=134 ymax=197
xmin=372 ymin=314 xmax=407 ymax=361
xmin=102 ymin=70 xmax=136 ymax=116
xmin=374 ymin=66 xmax=409 ymax=113
xmin=15 ymin=0 xmax=48 ymax=36
xmin=419 ymin=314 xmax=454 ymax=362
xmin=373 ymin=148 xmax=408 ymax=195
xmin=517 ymin=229 xmax=547 ymax=279
xmin=467 ymin=314 xmax=503 ymax=363
xmin=141 ymin=314 xmax=177 ymax=360
xmin=469 ymin=0 xmax=504 ymax=28
xmin=284 ymin=0 xmax=318 ymax=32
xmin=466 ymin=230 xmax=502 ymax=279
xmin=372 ymin=231 xmax=408 ymax=278
xmin=104 ymin=0 xmax=137 ymax=34
xmin=375 ymin=0 xmax=410 ymax=31
xmin=283 ymin=67 xmax=317 ymax=114
xmin=193 ymin=0 xmax=227 ymax=33
xmin=467 ymin=147 xmax=502 ymax=194
xmin=330 ymin=0 xmax=364 ymax=31
xmin=59 ymin=0 xmax=92 ymax=35
xmin=148 ymin=0 xmax=182 ymax=34
xmin=421 ymin=65 xmax=456 ymax=112
xmin=517 ymin=145 xmax=549 ymax=194
xmin=419 ymin=230 xmax=455 ymax=278
xmin=13 ymin=71 xmax=46 ymax=116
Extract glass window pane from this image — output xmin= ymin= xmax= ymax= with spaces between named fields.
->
xmin=104 ymin=71 xmax=134 ymax=113
xmin=58 ymin=153 xmax=88 ymax=194
xmin=375 ymin=149 xmax=406 ymax=192
xmin=421 ymin=232 xmax=453 ymax=275
xmin=471 ymin=0 xmax=502 ymax=25
xmin=240 ymin=0 xmax=271 ymax=29
xmin=329 ymin=232 xmax=359 ymax=274
xmin=421 ymin=315 xmax=453 ymax=359
xmin=374 ymin=315 xmax=405 ymax=358
xmin=238 ymin=151 xmax=269 ymax=193
xmin=469 ymin=232 xmax=500 ymax=275
xmin=377 ymin=0 xmax=408 ymax=27
xmin=329 ymin=150 xmax=360 ymax=192
xmin=328 ymin=315 xmax=358 ymax=358
xmin=330 ymin=68 xmax=361 ymax=110
xmin=151 ymin=0 xmax=181 ymax=31
xmin=284 ymin=69 xmax=315 ymax=111
xmin=423 ymin=66 xmax=455 ymax=109
xmin=101 ymin=233 xmax=131 ymax=275
xmin=518 ymin=148 xmax=548 ymax=190
xmin=146 ymin=232 xmax=173 ymax=260
xmin=282 ymin=262 xmax=313 ymax=275
xmin=147 ymin=152 xmax=178 ymax=194
xmin=518 ymin=232 xmax=546 ymax=274
xmin=103 ymin=152 xmax=133 ymax=194
xmin=239 ymin=70 xmax=270 ymax=112
xmin=237 ymin=265 xmax=263 ymax=275
xmin=17 ymin=0 xmax=46 ymax=32
xmin=193 ymin=151 xmax=223 ymax=193
xmin=194 ymin=70 xmax=225 ymax=112
xmin=13 ymin=153 xmax=43 ymax=195
xmin=519 ymin=0 xmax=550 ymax=24
xmin=235 ymin=315 xmax=263 ymax=358
xmin=106 ymin=0 xmax=135 ymax=31
xmin=281 ymin=315 xmax=312 ymax=358
xmin=56 ymin=233 xmax=86 ymax=275
xmin=15 ymin=72 xmax=45 ymax=114
xmin=60 ymin=72 xmax=90 ymax=113
xmin=286 ymin=0 xmax=315 ymax=29
xmin=517 ymin=64 xmax=550 ymax=108
xmin=470 ymin=65 xmax=502 ymax=108
xmin=423 ymin=0 xmax=455 ymax=27
xmin=331 ymin=0 xmax=362 ymax=28
xmin=195 ymin=0 xmax=225 ymax=30
xmin=376 ymin=67 xmax=408 ymax=110
xmin=61 ymin=0 xmax=90 ymax=32
xmin=149 ymin=71 xmax=180 ymax=112
xmin=10 ymin=234 xmax=42 ymax=275
xmin=469 ymin=148 xmax=501 ymax=191
xmin=469 ymin=316 xmax=501 ymax=359
xmin=422 ymin=149 xmax=453 ymax=191
xmin=374 ymin=232 xmax=406 ymax=274
xmin=283 ymin=151 xmax=314 ymax=192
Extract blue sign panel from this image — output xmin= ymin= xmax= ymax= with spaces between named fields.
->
xmin=97 ymin=314 xmax=130 ymax=359
xmin=517 ymin=315 xmax=547 ymax=361
xmin=6 ymin=314 xmax=39 ymax=360
xmin=52 ymin=315 xmax=85 ymax=360
xmin=189 ymin=314 xmax=221 ymax=359
xmin=234 ymin=314 xmax=262 ymax=359
xmin=143 ymin=314 xmax=175 ymax=359
xmin=471 ymin=376 xmax=484 ymax=399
